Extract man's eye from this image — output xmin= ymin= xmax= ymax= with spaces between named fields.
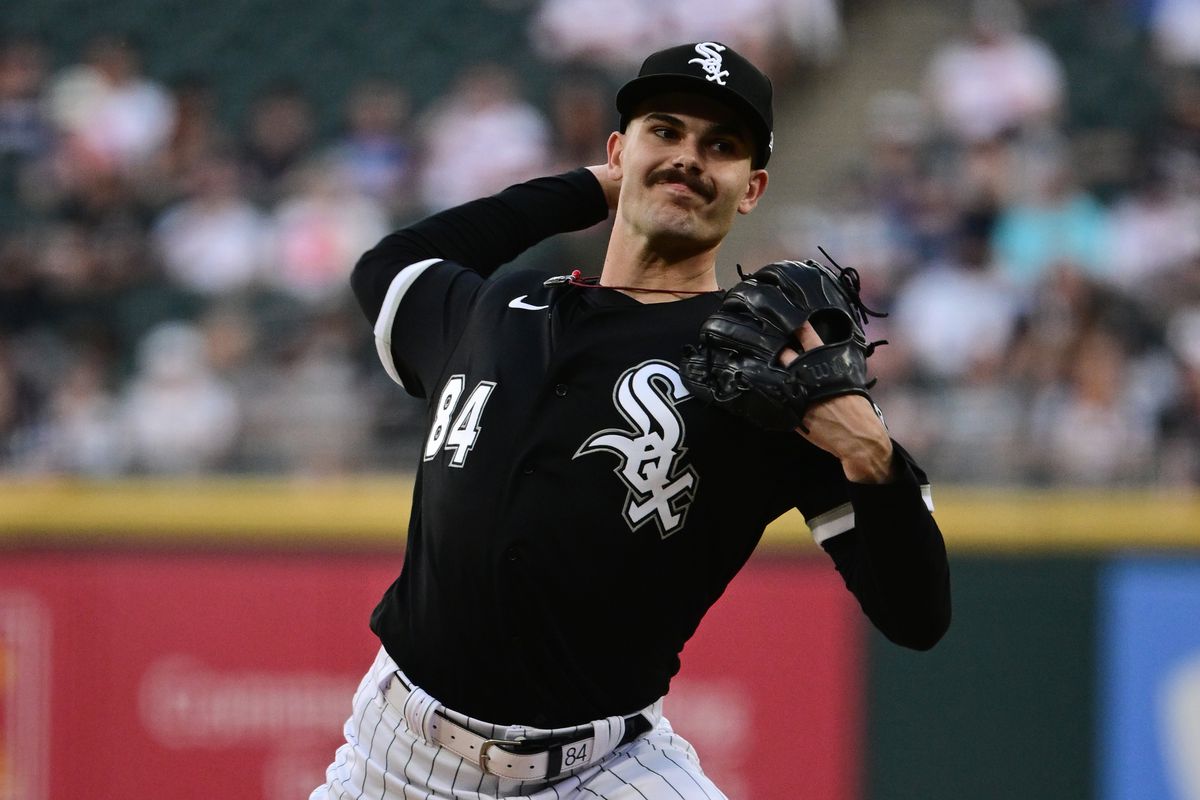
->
xmin=711 ymin=140 xmax=735 ymax=153
xmin=653 ymin=127 xmax=678 ymax=139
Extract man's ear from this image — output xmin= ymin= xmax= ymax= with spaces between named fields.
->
xmin=606 ymin=131 xmax=624 ymax=181
xmin=737 ymin=169 xmax=769 ymax=215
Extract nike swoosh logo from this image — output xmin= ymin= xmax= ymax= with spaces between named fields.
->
xmin=508 ymin=295 xmax=550 ymax=311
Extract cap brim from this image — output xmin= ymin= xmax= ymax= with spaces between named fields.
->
xmin=616 ymin=74 xmax=771 ymax=167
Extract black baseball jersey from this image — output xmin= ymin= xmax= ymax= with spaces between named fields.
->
xmin=352 ymin=170 xmax=950 ymax=728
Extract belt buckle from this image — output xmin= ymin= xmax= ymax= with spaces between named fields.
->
xmin=479 ymin=736 xmax=550 ymax=774
xmin=478 ymin=738 xmax=521 ymax=772
xmin=478 ymin=739 xmax=501 ymax=771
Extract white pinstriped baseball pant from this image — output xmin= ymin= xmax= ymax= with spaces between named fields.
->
xmin=311 ymin=647 xmax=727 ymax=800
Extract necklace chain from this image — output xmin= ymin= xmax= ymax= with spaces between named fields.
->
xmin=557 ymin=269 xmax=721 ymax=296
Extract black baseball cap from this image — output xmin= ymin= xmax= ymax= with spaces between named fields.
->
xmin=616 ymin=41 xmax=774 ymax=168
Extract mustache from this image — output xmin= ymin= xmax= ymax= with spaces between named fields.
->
xmin=647 ymin=168 xmax=715 ymax=201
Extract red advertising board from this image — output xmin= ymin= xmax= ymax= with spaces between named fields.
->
xmin=0 ymin=550 xmax=861 ymax=799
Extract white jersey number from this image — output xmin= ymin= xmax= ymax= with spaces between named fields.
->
xmin=424 ymin=375 xmax=497 ymax=467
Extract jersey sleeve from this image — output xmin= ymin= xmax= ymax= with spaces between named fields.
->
xmin=815 ymin=441 xmax=951 ymax=651
xmin=350 ymin=169 xmax=610 ymax=397
xmin=779 ymin=436 xmax=948 ymax=650
xmin=798 ymin=440 xmax=935 ymax=547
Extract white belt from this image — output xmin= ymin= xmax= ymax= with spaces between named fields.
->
xmin=382 ymin=673 xmax=652 ymax=781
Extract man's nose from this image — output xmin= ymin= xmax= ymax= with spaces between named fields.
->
xmin=672 ymin=138 xmax=704 ymax=172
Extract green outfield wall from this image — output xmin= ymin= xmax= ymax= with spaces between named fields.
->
xmin=866 ymin=557 xmax=1100 ymax=800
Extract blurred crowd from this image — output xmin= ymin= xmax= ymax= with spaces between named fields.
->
xmin=779 ymin=0 xmax=1200 ymax=487
xmin=0 ymin=0 xmax=1197 ymax=486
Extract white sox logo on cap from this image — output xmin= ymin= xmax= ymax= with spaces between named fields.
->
xmin=687 ymin=42 xmax=729 ymax=86
xmin=615 ymin=40 xmax=774 ymax=167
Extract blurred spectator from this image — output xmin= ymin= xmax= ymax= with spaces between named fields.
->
xmin=892 ymin=212 xmax=1020 ymax=383
xmin=529 ymin=0 xmax=658 ymax=73
xmin=45 ymin=33 xmax=176 ymax=178
xmin=194 ymin=302 xmax=275 ymax=470
xmin=326 ymin=78 xmax=415 ymax=216
xmin=775 ymin=0 xmax=843 ymax=68
xmin=1029 ymin=327 xmax=1158 ymax=485
xmin=546 ymin=73 xmax=612 ymax=172
xmin=1158 ymin=71 xmax=1200 ymax=195
xmin=36 ymin=220 xmax=144 ymax=298
xmin=1152 ymin=0 xmax=1200 ymax=67
xmin=239 ymin=81 xmax=315 ymax=205
xmin=863 ymin=90 xmax=929 ymax=214
xmin=0 ymin=34 xmax=52 ymax=163
xmin=0 ymin=335 xmax=40 ymax=468
xmin=1106 ymin=164 xmax=1200 ymax=296
xmin=39 ymin=164 xmax=157 ymax=295
xmin=417 ymin=63 xmax=550 ymax=210
xmin=241 ymin=313 xmax=370 ymax=475
xmin=268 ymin=159 xmax=389 ymax=303
xmin=530 ymin=0 xmax=840 ymax=75
xmin=541 ymin=72 xmax=618 ymax=268
xmin=911 ymin=381 xmax=1027 ymax=484
xmin=153 ymin=151 xmax=271 ymax=295
xmin=0 ymin=34 xmax=50 ymax=232
xmin=991 ymin=159 xmax=1110 ymax=291
xmin=1160 ymin=307 xmax=1200 ymax=484
xmin=120 ymin=322 xmax=240 ymax=473
xmin=35 ymin=349 xmax=125 ymax=475
xmin=1006 ymin=265 xmax=1096 ymax=396
xmin=662 ymin=0 xmax=841 ymax=72
xmin=152 ymin=75 xmax=230 ymax=204
xmin=199 ymin=301 xmax=259 ymax=384
xmin=0 ymin=231 xmax=48 ymax=331
xmin=957 ymin=136 xmax=1013 ymax=211
xmin=780 ymin=95 xmax=944 ymax=300
xmin=901 ymin=174 xmax=963 ymax=268
xmin=776 ymin=98 xmax=933 ymax=295
xmin=924 ymin=0 xmax=1065 ymax=143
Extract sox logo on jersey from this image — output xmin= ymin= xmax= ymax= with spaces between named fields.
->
xmin=575 ymin=360 xmax=698 ymax=538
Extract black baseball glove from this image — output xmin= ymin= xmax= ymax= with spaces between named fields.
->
xmin=679 ymin=253 xmax=886 ymax=432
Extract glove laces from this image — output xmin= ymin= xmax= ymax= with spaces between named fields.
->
xmin=816 ymin=246 xmax=888 ymax=327
xmin=815 ymin=247 xmax=891 ymax=360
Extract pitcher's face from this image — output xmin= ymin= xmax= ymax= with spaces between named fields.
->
xmin=608 ymin=92 xmax=768 ymax=255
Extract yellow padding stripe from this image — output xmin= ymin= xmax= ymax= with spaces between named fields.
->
xmin=0 ymin=479 xmax=1196 ymax=552
xmin=0 ymin=478 xmax=408 ymax=547
xmin=760 ymin=489 xmax=1200 ymax=553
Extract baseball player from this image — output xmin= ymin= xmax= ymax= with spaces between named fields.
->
xmin=313 ymin=41 xmax=950 ymax=800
